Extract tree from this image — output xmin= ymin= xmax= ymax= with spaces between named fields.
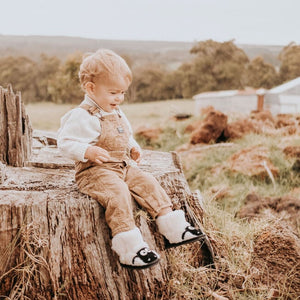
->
xmin=34 ymin=54 xmax=60 ymax=102
xmin=49 ymin=52 xmax=84 ymax=104
xmin=0 ymin=56 xmax=37 ymax=103
xmin=159 ymin=71 xmax=183 ymax=100
xmin=178 ymin=40 xmax=249 ymax=98
xmin=178 ymin=60 xmax=215 ymax=98
xmin=278 ymin=42 xmax=300 ymax=82
xmin=246 ymin=56 xmax=279 ymax=89
xmin=0 ymin=54 xmax=61 ymax=103
xmin=129 ymin=65 xmax=169 ymax=102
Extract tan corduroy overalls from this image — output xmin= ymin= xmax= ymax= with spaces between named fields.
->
xmin=75 ymin=105 xmax=172 ymax=236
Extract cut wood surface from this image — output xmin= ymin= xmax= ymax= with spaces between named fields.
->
xmin=0 ymin=132 xmax=213 ymax=299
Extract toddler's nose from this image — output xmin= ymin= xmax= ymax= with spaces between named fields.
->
xmin=115 ymin=94 xmax=124 ymax=103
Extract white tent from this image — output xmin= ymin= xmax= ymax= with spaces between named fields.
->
xmin=264 ymin=77 xmax=300 ymax=114
xmin=193 ymin=88 xmax=258 ymax=114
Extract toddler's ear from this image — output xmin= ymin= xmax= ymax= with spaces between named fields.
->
xmin=85 ymin=82 xmax=95 ymax=94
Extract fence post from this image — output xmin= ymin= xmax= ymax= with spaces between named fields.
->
xmin=256 ymin=88 xmax=266 ymax=111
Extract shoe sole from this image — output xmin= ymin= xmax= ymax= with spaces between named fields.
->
xmin=120 ymin=258 xmax=160 ymax=269
xmin=164 ymin=234 xmax=206 ymax=249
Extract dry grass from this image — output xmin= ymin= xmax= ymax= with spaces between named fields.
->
xmin=22 ymin=101 xmax=300 ymax=299
xmin=25 ymin=99 xmax=195 ymax=132
xmin=25 ymin=102 xmax=76 ymax=131
xmin=0 ymin=221 xmax=57 ymax=300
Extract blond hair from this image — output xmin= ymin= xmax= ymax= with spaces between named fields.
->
xmin=79 ymin=49 xmax=132 ymax=90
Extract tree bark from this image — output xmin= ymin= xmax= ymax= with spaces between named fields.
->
xmin=0 ymin=85 xmax=32 ymax=167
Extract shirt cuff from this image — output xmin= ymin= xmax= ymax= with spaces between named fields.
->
xmin=128 ymin=138 xmax=141 ymax=152
xmin=76 ymin=143 xmax=90 ymax=162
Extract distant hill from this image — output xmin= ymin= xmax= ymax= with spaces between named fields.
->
xmin=239 ymin=44 xmax=283 ymax=67
xmin=0 ymin=35 xmax=284 ymax=68
xmin=0 ymin=35 xmax=194 ymax=69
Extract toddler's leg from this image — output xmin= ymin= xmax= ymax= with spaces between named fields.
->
xmin=78 ymin=169 xmax=136 ymax=236
xmin=76 ymin=166 xmax=160 ymax=268
xmin=125 ymin=166 xmax=172 ymax=217
xmin=126 ymin=166 xmax=203 ymax=248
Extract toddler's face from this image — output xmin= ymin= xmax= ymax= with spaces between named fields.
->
xmin=90 ymin=76 xmax=130 ymax=112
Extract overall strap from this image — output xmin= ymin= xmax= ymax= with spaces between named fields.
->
xmin=79 ymin=104 xmax=100 ymax=116
xmin=79 ymin=104 xmax=122 ymax=120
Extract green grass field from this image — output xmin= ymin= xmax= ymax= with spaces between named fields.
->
xmin=25 ymin=99 xmax=195 ymax=131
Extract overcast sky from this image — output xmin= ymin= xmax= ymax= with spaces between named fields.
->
xmin=0 ymin=0 xmax=299 ymax=45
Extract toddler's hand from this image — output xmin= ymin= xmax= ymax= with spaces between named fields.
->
xmin=84 ymin=146 xmax=110 ymax=165
xmin=130 ymin=147 xmax=141 ymax=163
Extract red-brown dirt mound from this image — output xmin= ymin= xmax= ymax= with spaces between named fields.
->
xmin=186 ymin=108 xmax=299 ymax=144
xmin=224 ymin=119 xmax=260 ymax=140
xmin=185 ymin=106 xmax=216 ymax=134
xmin=275 ymin=114 xmax=297 ymax=128
xmin=185 ymin=119 xmax=203 ymax=133
xmin=227 ymin=146 xmax=279 ymax=178
xmin=283 ymin=146 xmax=300 ymax=158
xmin=238 ymin=193 xmax=300 ymax=230
xmin=250 ymin=224 xmax=300 ymax=298
xmin=275 ymin=114 xmax=299 ymax=135
xmin=199 ymin=105 xmax=215 ymax=116
xmin=250 ymin=110 xmax=275 ymax=123
xmin=190 ymin=110 xmax=228 ymax=144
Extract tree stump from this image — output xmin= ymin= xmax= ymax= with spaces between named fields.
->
xmin=0 ymin=89 xmax=214 ymax=299
xmin=0 ymin=85 xmax=32 ymax=167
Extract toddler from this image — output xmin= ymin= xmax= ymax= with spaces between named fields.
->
xmin=57 ymin=49 xmax=202 ymax=269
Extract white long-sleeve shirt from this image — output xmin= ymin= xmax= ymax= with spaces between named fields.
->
xmin=57 ymin=94 xmax=141 ymax=162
